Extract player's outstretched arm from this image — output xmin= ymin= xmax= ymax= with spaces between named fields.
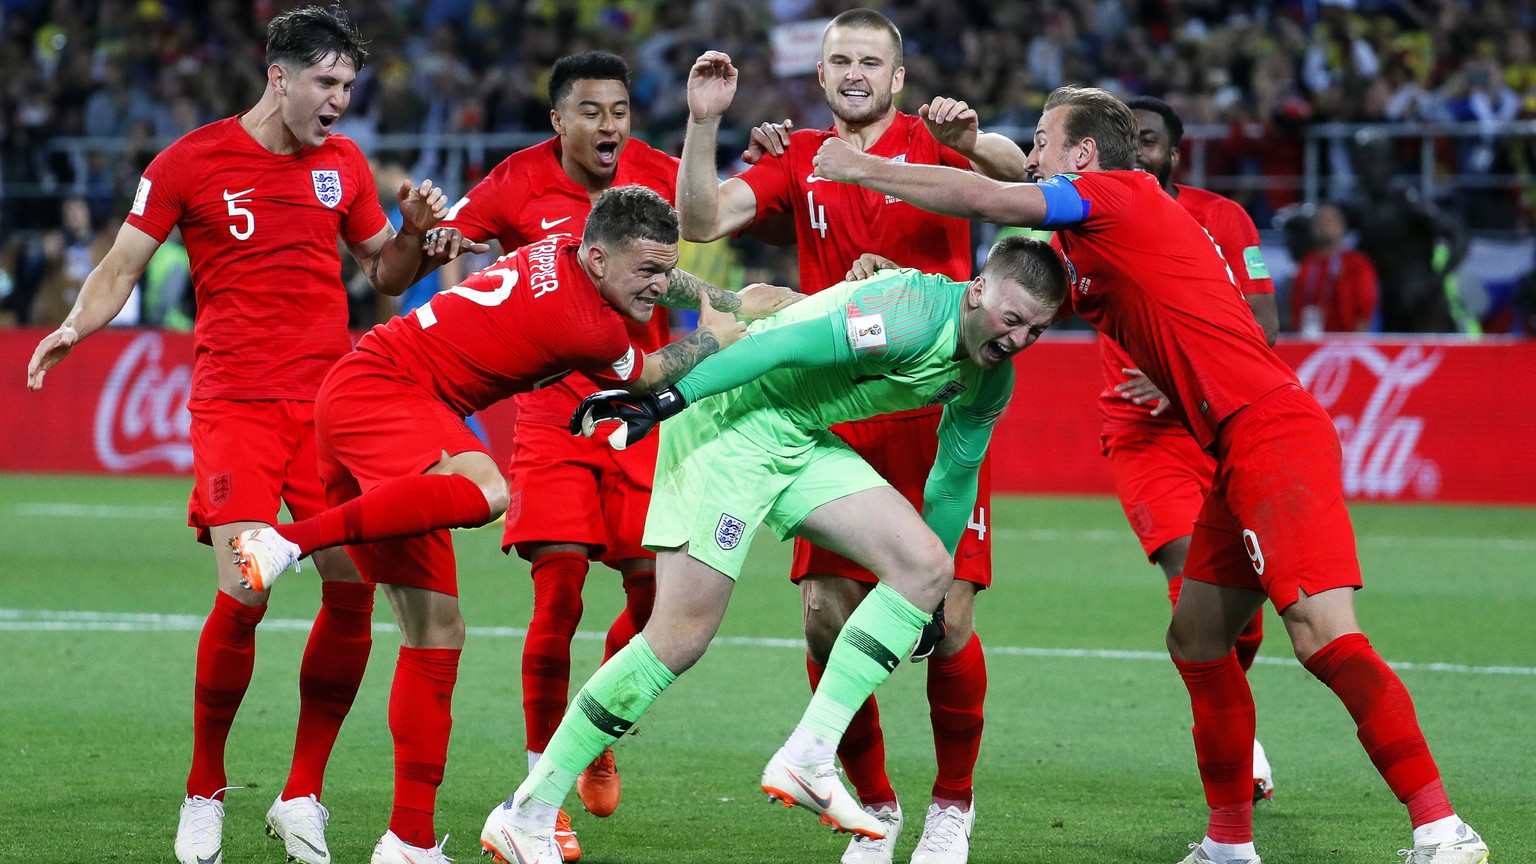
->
xmin=678 ymin=50 xmax=761 ymax=242
xmin=919 ymin=97 xmax=1028 ymax=181
xmin=27 ymin=224 xmax=159 ymax=391
xmin=351 ymin=179 xmax=487 ymax=296
xmin=813 ymin=138 xmax=1048 ymax=227
xmin=920 ymin=365 xmax=1013 ymax=553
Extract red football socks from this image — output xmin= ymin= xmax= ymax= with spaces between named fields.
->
xmin=187 ymin=591 xmax=267 ymax=798
xmin=522 ymin=551 xmax=589 ymax=753
xmin=604 ymin=568 xmax=656 ymax=661
xmin=807 ymin=654 xmax=896 ymax=807
xmin=388 ymin=646 xmax=459 ymax=849
xmin=1174 ymin=652 xmax=1256 ymax=844
xmin=1234 ymin=611 xmax=1265 ymax=673
xmin=283 ymin=581 xmax=374 ymax=800
xmin=1303 ymin=633 xmax=1451 ymax=826
xmin=928 ymin=632 xmax=987 ymax=804
xmin=281 ymin=473 xmax=491 ymax=555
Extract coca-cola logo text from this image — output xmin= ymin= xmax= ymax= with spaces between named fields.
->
xmin=1294 ymin=343 xmax=1442 ymax=499
xmin=93 ymin=332 xmax=193 ymax=471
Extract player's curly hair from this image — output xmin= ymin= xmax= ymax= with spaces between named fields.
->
xmin=1124 ymin=95 xmax=1184 ymax=148
xmin=583 ymin=185 xmax=680 ymax=250
xmin=266 ymin=5 xmax=368 ymax=71
xmin=981 ymin=235 xmax=1069 ymax=307
xmin=1043 ymin=86 xmax=1138 ymax=171
xmin=550 ymin=52 xmax=632 ymax=108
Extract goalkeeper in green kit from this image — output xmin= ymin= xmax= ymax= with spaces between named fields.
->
xmin=481 ymin=236 xmax=1068 ymax=863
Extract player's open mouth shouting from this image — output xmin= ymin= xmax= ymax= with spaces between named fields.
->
xmin=595 ymin=139 xmax=620 ymax=166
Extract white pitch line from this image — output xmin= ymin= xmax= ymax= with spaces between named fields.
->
xmin=2 ymin=608 xmax=1532 ymax=677
xmin=7 ymin=503 xmax=1532 ymax=551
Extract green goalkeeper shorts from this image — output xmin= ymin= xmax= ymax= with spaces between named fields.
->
xmin=642 ymin=403 xmax=887 ymax=579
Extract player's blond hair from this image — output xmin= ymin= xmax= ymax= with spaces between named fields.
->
xmin=1043 ymin=86 xmax=1138 ymax=172
xmin=981 ymin=236 xmax=1069 ymax=307
xmin=823 ymin=9 xmax=903 ymax=66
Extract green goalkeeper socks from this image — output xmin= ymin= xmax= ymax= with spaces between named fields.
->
xmin=517 ymin=634 xmax=677 ymax=808
xmin=798 ymin=582 xmax=930 ymax=742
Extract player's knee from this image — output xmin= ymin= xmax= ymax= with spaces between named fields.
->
xmin=803 ymin=610 xmax=843 ymax=665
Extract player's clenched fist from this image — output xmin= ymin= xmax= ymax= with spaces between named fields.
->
xmin=812 ymin=137 xmax=867 ymax=182
xmin=570 ymin=387 xmax=688 ymax=450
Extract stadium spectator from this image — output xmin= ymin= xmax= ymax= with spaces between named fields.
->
xmin=673 ymin=9 xmax=1032 ymax=861
xmin=1290 ymin=202 xmax=1379 ymax=334
xmin=482 ymin=234 xmax=1068 ymax=864
xmin=23 ymin=8 xmax=459 ymax=864
xmin=223 ymin=186 xmax=794 ymax=864
xmin=812 ymin=83 xmax=1490 ymax=864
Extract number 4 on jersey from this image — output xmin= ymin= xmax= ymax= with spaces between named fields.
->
xmin=967 ymin=506 xmax=987 ymax=541
xmin=807 ymin=191 xmax=828 ymax=238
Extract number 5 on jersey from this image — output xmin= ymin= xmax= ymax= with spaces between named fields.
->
xmin=225 ymin=187 xmax=255 ymax=240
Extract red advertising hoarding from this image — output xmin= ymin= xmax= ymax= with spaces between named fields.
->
xmin=3 ymin=328 xmax=1534 ymax=505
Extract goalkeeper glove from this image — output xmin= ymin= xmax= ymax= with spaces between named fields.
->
xmin=909 ymin=599 xmax=947 ymax=662
xmin=569 ymin=386 xmax=688 ymax=450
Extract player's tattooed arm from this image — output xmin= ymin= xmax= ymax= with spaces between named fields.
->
xmin=647 ymin=328 xmax=724 ymax=387
xmin=657 ymin=269 xmax=805 ymax=321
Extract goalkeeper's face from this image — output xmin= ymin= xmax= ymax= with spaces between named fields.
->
xmin=591 ymin=238 xmax=680 ymax=322
xmin=958 ymin=277 xmax=1057 ymax=369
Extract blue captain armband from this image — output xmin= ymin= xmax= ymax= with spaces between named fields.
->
xmin=1037 ymin=174 xmax=1090 ymax=228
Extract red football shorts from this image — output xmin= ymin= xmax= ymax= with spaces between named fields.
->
xmin=1102 ymin=423 xmax=1216 ymax=561
xmin=1183 ymin=384 xmax=1363 ymax=612
xmin=791 ymin=410 xmax=993 ymax=588
xmin=187 ymin=397 xmax=327 ymax=545
xmin=313 ymin=351 xmax=490 ymax=595
xmin=501 ymin=419 xmax=658 ymax=564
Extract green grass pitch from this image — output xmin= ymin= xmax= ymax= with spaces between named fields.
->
xmin=1 ymin=474 xmax=1532 ymax=862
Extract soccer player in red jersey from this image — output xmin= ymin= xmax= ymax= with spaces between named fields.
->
xmin=225 ymin=186 xmax=796 ymax=864
xmin=812 ymin=85 xmax=1490 ymax=864
xmin=1108 ymin=95 xmax=1280 ymax=802
xmin=422 ymin=53 xmax=683 ymax=857
xmin=24 ymin=9 xmax=463 ymax=864
xmin=675 ymin=11 xmax=1029 ymax=862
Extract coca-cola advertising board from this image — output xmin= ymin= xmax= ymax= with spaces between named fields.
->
xmin=3 ymin=329 xmax=1534 ymax=505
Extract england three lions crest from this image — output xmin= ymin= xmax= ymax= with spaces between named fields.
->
xmin=312 ymin=170 xmax=342 ymax=208
xmin=715 ymin=513 xmax=747 ymax=550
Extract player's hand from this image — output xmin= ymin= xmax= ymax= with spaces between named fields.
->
xmin=919 ymin=97 xmax=981 ymax=154
xmin=570 ymin=387 xmax=688 ymax=450
xmin=1116 ymin=367 xmax=1170 ymax=416
xmin=910 ymin=600 xmax=947 ymax=662
xmin=397 ymin=179 xmax=450 ymax=235
xmin=812 ymin=137 xmax=867 ymax=182
xmin=421 ymin=227 xmax=490 ymax=260
xmin=734 ymin=282 xmax=804 ymax=320
xmin=26 ymin=322 xmax=80 ymax=391
xmin=742 ymin=119 xmax=793 ymax=164
xmin=687 ymin=51 xmax=738 ymax=121
xmin=845 ymin=253 xmax=900 ymax=282
xmin=697 ymin=290 xmax=748 ymax=349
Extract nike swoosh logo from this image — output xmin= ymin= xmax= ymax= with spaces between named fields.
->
xmin=196 ymin=853 xmax=220 ymax=864
xmin=787 ymin=769 xmax=833 ymax=809
xmin=805 ymin=172 xmax=829 ymax=184
xmin=291 ymin=833 xmax=328 ymax=860
xmin=500 ymin=828 xmax=535 ymax=864
xmin=540 ymin=216 xmax=572 ymax=229
xmin=223 ymin=187 xmax=255 ymax=201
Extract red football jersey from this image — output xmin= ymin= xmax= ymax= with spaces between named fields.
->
xmin=1048 ymin=171 xmax=1296 ymax=449
xmin=358 ymin=237 xmax=644 ymax=417
xmin=1098 ymin=183 xmax=1275 ymax=431
xmin=126 ymin=116 xmax=387 ymax=401
xmin=439 ymin=137 xmax=678 ymax=424
xmin=738 ymin=112 xmax=973 ymax=293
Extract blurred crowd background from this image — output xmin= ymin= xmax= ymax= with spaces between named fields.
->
xmin=4 ymin=0 xmax=1536 ymax=334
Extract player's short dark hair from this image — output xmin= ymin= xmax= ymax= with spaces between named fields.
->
xmin=1044 ymin=86 xmax=1138 ymax=171
xmin=1125 ymin=95 xmax=1184 ymax=147
xmin=824 ymin=8 xmax=903 ymax=66
xmin=583 ymin=185 xmax=679 ymax=251
xmin=266 ymin=5 xmax=368 ymax=71
xmin=550 ymin=52 xmax=632 ymax=108
xmin=981 ymin=235 xmax=1069 ymax=307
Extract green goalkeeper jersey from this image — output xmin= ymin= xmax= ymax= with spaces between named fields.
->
xmin=670 ymin=268 xmax=1015 ymax=552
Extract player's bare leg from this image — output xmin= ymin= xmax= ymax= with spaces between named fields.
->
xmin=769 ymin=487 xmax=952 ymax=839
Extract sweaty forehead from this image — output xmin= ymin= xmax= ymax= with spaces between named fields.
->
xmin=632 ymin=239 xmax=679 ymax=269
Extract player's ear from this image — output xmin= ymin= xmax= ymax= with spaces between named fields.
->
xmin=967 ymin=276 xmax=986 ymax=308
xmin=585 ymin=243 xmax=606 ymax=279
xmin=549 ymin=107 xmax=564 ymax=136
xmin=268 ymin=63 xmax=286 ymax=95
xmin=891 ymin=64 xmax=905 ymax=94
xmin=1170 ymin=145 xmax=1181 ymax=173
